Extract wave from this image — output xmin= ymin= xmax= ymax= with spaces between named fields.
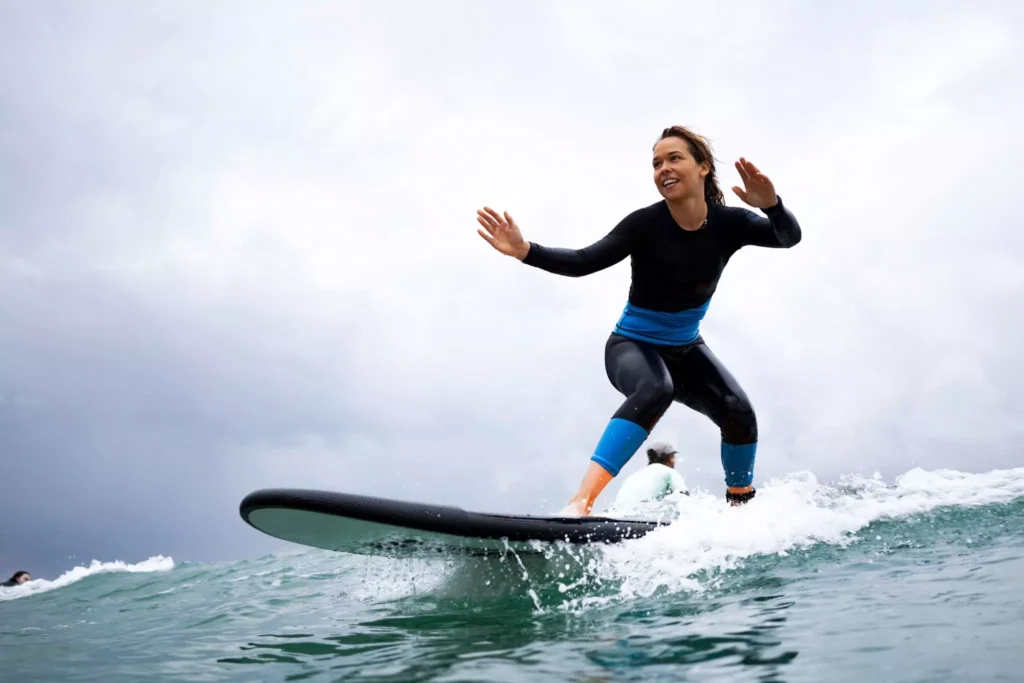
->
xmin=0 ymin=555 xmax=174 ymax=602
xmin=559 ymin=467 xmax=1024 ymax=607
xmin=418 ymin=467 xmax=1024 ymax=612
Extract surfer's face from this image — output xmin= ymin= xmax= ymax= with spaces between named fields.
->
xmin=652 ymin=137 xmax=708 ymax=201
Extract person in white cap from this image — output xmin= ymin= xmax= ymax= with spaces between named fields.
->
xmin=613 ymin=441 xmax=688 ymax=507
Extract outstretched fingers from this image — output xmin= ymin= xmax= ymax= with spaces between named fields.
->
xmin=476 ymin=206 xmax=508 ymax=233
xmin=735 ymin=158 xmax=752 ymax=184
xmin=483 ymin=206 xmax=506 ymax=225
xmin=476 ymin=212 xmax=496 ymax=236
xmin=477 ymin=206 xmax=518 ymax=255
xmin=477 ymin=226 xmax=498 ymax=246
xmin=739 ymin=156 xmax=761 ymax=172
xmin=737 ymin=157 xmax=772 ymax=186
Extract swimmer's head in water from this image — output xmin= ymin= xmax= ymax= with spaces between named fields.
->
xmin=646 ymin=441 xmax=678 ymax=468
xmin=4 ymin=571 xmax=31 ymax=586
xmin=652 ymin=126 xmax=723 ymax=206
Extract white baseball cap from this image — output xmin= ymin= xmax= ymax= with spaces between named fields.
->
xmin=647 ymin=441 xmax=679 ymax=460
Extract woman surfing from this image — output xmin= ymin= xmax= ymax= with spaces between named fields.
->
xmin=477 ymin=126 xmax=802 ymax=515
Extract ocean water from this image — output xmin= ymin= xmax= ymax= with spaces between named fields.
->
xmin=3 ymin=467 xmax=1024 ymax=682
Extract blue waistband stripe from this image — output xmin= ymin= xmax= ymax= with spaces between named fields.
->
xmin=613 ymin=300 xmax=710 ymax=346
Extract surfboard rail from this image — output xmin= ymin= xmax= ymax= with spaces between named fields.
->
xmin=239 ymin=488 xmax=669 ymax=556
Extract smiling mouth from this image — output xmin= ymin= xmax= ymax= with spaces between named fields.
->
xmin=661 ymin=178 xmax=678 ymax=188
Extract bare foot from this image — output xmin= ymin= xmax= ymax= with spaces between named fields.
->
xmin=555 ymin=462 xmax=615 ymax=517
xmin=556 ymin=499 xmax=589 ymax=517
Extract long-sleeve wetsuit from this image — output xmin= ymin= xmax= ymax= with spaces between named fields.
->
xmin=522 ymin=196 xmax=802 ymax=489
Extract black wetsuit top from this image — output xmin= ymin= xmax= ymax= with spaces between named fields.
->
xmin=523 ymin=196 xmax=801 ymax=311
xmin=522 ymin=196 xmax=802 ymax=346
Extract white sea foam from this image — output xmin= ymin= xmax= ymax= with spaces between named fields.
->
xmin=266 ymin=466 xmax=1024 ymax=612
xmin=344 ymin=466 xmax=1024 ymax=612
xmin=0 ymin=555 xmax=174 ymax=602
xmin=570 ymin=466 xmax=1024 ymax=608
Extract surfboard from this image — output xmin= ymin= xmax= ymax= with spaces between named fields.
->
xmin=239 ymin=488 xmax=670 ymax=558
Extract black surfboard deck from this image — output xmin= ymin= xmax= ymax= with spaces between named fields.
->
xmin=239 ymin=488 xmax=669 ymax=558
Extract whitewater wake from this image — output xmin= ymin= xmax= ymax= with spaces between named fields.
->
xmin=556 ymin=466 xmax=1024 ymax=609
xmin=415 ymin=466 xmax=1024 ymax=613
xmin=0 ymin=556 xmax=174 ymax=602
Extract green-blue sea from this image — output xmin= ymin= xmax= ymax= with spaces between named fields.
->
xmin=3 ymin=468 xmax=1024 ymax=682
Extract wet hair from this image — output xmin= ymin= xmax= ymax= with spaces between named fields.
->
xmin=3 ymin=571 xmax=29 ymax=586
xmin=647 ymin=447 xmax=674 ymax=466
xmin=655 ymin=126 xmax=724 ymax=205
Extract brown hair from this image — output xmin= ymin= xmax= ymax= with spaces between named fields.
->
xmin=647 ymin=449 xmax=673 ymax=466
xmin=655 ymin=126 xmax=724 ymax=205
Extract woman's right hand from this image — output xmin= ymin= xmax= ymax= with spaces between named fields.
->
xmin=477 ymin=207 xmax=530 ymax=261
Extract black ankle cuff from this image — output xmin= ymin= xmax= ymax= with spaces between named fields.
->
xmin=726 ymin=488 xmax=756 ymax=504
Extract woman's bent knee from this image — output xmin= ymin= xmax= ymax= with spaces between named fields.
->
xmin=721 ymin=394 xmax=757 ymax=444
xmin=614 ymin=376 xmax=674 ymax=429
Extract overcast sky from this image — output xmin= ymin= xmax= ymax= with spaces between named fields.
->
xmin=2 ymin=0 xmax=1023 ymax=576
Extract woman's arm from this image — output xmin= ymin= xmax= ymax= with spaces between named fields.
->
xmin=734 ymin=195 xmax=802 ymax=249
xmin=477 ymin=206 xmax=638 ymax=277
xmin=522 ymin=220 xmax=635 ymax=277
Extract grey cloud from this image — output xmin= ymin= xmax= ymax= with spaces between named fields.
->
xmin=2 ymin=1 xmax=1024 ymax=577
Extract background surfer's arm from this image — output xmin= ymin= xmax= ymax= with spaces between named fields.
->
xmin=734 ymin=196 xmax=803 ymax=249
xmin=669 ymin=470 xmax=689 ymax=495
xmin=521 ymin=215 xmax=636 ymax=277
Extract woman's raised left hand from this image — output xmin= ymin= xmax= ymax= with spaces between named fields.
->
xmin=731 ymin=157 xmax=778 ymax=209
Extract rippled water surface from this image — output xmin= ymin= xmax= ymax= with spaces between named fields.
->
xmin=3 ymin=468 xmax=1024 ymax=682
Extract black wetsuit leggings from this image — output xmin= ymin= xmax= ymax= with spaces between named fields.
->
xmin=604 ymin=333 xmax=758 ymax=445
